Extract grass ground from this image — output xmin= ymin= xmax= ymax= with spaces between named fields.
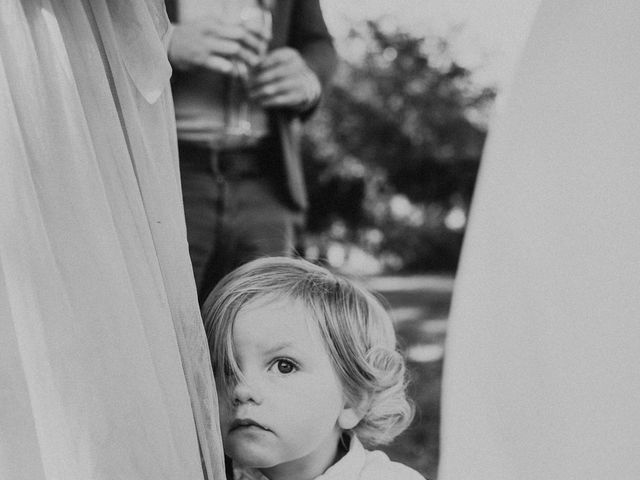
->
xmin=364 ymin=275 xmax=453 ymax=480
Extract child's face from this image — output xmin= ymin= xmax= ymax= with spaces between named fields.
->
xmin=216 ymin=297 xmax=358 ymax=478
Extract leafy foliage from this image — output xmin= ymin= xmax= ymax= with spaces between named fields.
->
xmin=303 ymin=21 xmax=495 ymax=271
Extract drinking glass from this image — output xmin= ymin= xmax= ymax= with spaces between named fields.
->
xmin=223 ymin=1 xmax=272 ymax=143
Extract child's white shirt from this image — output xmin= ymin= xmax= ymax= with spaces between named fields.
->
xmin=233 ymin=434 xmax=426 ymax=480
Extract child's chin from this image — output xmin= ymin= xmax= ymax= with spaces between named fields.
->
xmin=227 ymin=442 xmax=280 ymax=469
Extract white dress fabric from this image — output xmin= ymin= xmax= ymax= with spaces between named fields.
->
xmin=439 ymin=1 xmax=640 ymax=479
xmin=234 ymin=435 xmax=425 ymax=480
xmin=0 ymin=1 xmax=224 ymax=479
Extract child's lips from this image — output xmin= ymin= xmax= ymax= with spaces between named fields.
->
xmin=230 ymin=418 xmax=270 ymax=432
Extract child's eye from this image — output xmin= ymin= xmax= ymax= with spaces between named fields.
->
xmin=273 ymin=358 xmax=297 ymax=374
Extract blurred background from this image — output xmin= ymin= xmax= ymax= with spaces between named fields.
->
xmin=302 ymin=1 xmax=541 ymax=477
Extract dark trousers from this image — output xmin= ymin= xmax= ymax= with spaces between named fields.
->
xmin=179 ymin=141 xmax=302 ymax=303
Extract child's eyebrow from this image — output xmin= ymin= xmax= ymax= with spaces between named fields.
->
xmin=263 ymin=341 xmax=297 ymax=356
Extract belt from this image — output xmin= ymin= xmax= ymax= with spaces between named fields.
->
xmin=178 ymin=140 xmax=276 ymax=178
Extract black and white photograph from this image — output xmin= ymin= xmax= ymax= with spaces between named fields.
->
xmin=2 ymin=1 xmax=639 ymax=479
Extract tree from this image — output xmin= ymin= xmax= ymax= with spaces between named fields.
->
xmin=303 ymin=21 xmax=495 ymax=271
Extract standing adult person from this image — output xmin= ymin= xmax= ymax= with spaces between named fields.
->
xmin=1 ymin=1 xmax=223 ymax=479
xmin=165 ymin=0 xmax=337 ymax=301
xmin=439 ymin=1 xmax=640 ymax=479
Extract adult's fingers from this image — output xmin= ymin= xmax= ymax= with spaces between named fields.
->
xmin=258 ymin=91 xmax=302 ymax=108
xmin=202 ymin=55 xmax=234 ymax=75
xmin=204 ymin=37 xmax=260 ymax=67
xmin=202 ymin=19 xmax=267 ymax=56
xmin=250 ymin=77 xmax=306 ymax=108
xmin=250 ymin=61 xmax=299 ymax=88
xmin=257 ymin=47 xmax=302 ymax=70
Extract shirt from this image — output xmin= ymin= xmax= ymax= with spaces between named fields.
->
xmin=233 ymin=435 xmax=426 ymax=480
xmin=173 ymin=0 xmax=270 ymax=147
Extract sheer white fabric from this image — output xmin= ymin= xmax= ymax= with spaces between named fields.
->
xmin=439 ymin=1 xmax=640 ymax=479
xmin=0 ymin=1 xmax=224 ymax=479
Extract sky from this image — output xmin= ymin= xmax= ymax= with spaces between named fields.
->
xmin=320 ymin=0 xmax=542 ymax=89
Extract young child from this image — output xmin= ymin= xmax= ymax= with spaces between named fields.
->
xmin=201 ymin=257 xmax=426 ymax=480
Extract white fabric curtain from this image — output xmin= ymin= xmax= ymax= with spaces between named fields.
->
xmin=0 ymin=1 xmax=224 ymax=478
xmin=439 ymin=1 xmax=640 ymax=479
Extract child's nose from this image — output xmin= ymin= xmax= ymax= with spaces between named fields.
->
xmin=231 ymin=376 xmax=264 ymax=406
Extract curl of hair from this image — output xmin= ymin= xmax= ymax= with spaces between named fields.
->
xmin=351 ymin=346 xmax=415 ymax=447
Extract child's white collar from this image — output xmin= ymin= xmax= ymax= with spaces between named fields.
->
xmin=233 ymin=433 xmax=367 ymax=480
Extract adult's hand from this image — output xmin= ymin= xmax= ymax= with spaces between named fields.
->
xmin=168 ymin=17 xmax=269 ymax=75
xmin=249 ymin=47 xmax=321 ymax=110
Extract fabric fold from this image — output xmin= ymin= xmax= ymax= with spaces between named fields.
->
xmin=102 ymin=0 xmax=172 ymax=103
xmin=1 ymin=1 xmax=224 ymax=478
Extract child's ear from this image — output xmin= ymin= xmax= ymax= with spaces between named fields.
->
xmin=337 ymin=397 xmax=367 ymax=430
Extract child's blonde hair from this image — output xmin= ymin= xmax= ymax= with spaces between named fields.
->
xmin=201 ymin=256 xmax=414 ymax=447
